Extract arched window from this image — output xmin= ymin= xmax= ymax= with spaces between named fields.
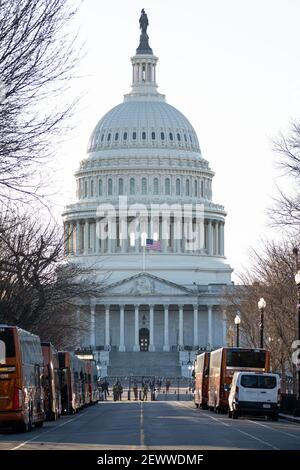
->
xmin=189 ymin=134 xmax=192 ymax=143
xmin=123 ymin=132 xmax=128 ymax=140
xmin=132 ymin=131 xmax=137 ymax=140
xmin=153 ymin=178 xmax=159 ymax=195
xmin=201 ymin=180 xmax=204 ymax=197
xmin=98 ymin=179 xmax=102 ymax=196
xmin=142 ymin=131 xmax=146 ymax=140
xmin=142 ymin=177 xmax=147 ymax=195
xmin=101 ymin=134 xmax=104 ymax=142
xmin=108 ymin=178 xmax=113 ymax=196
xmin=194 ymin=179 xmax=198 ymax=197
xmin=177 ymin=133 xmax=181 ymax=141
xmin=165 ymin=178 xmax=170 ymax=195
xmin=184 ymin=134 xmax=187 ymax=142
xmin=130 ymin=177 xmax=135 ymax=195
xmin=118 ymin=178 xmax=124 ymax=195
xmin=160 ymin=132 xmax=165 ymax=140
xmin=115 ymin=132 xmax=119 ymax=141
xmin=151 ymin=132 xmax=156 ymax=140
xmin=169 ymin=132 xmax=173 ymax=141
xmin=186 ymin=179 xmax=190 ymax=196
xmin=91 ymin=179 xmax=94 ymax=197
xmin=176 ymin=178 xmax=181 ymax=196
xmin=107 ymin=133 xmax=111 ymax=142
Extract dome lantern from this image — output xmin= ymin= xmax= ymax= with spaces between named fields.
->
xmin=125 ymin=10 xmax=164 ymax=102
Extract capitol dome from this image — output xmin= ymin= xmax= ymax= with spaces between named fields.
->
xmin=87 ymin=101 xmax=201 ymax=154
xmin=62 ymin=11 xmax=232 ymax=373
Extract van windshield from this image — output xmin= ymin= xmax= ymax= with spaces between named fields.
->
xmin=241 ymin=375 xmax=277 ymax=389
xmin=0 ymin=328 xmax=15 ymax=363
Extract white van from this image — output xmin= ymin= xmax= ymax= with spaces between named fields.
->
xmin=228 ymin=372 xmax=280 ymax=420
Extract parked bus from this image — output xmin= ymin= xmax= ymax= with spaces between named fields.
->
xmin=84 ymin=359 xmax=99 ymax=404
xmin=58 ymin=351 xmax=77 ymax=414
xmin=0 ymin=325 xmax=45 ymax=432
xmin=208 ymin=347 xmax=270 ymax=413
xmin=194 ymin=352 xmax=210 ymax=409
xmin=41 ymin=342 xmax=61 ymax=421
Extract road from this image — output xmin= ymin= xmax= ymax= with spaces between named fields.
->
xmin=0 ymin=401 xmax=299 ymax=450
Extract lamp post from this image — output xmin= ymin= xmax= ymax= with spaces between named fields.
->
xmin=234 ymin=313 xmax=241 ymax=347
xmin=293 ymin=248 xmax=300 ymax=416
xmin=187 ymin=351 xmax=193 ymax=400
xmin=258 ymin=297 xmax=266 ymax=349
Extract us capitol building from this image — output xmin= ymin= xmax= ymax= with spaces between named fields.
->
xmin=62 ymin=11 xmax=233 ymax=377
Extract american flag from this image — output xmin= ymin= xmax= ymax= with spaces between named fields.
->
xmin=145 ymin=238 xmax=161 ymax=251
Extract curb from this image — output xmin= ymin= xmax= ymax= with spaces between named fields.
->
xmin=279 ymin=413 xmax=300 ymax=423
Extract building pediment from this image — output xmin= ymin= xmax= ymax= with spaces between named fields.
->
xmin=105 ymin=272 xmax=192 ymax=297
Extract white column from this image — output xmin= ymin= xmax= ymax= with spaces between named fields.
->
xmin=90 ymin=220 xmax=95 ymax=253
xmin=76 ymin=221 xmax=81 ymax=254
xmin=215 ymin=222 xmax=219 ymax=255
xmin=95 ymin=219 xmax=101 ymax=254
xmin=222 ymin=310 xmax=227 ymax=346
xmin=208 ymin=305 xmax=213 ymax=350
xmin=162 ymin=212 xmax=169 ymax=253
xmin=84 ymin=220 xmax=89 ymax=255
xmin=120 ymin=220 xmax=128 ymax=253
xmin=178 ymin=305 xmax=184 ymax=348
xmin=69 ymin=223 xmax=74 ymax=254
xmin=220 ymin=222 xmax=225 ymax=256
xmin=163 ymin=305 xmax=170 ymax=351
xmin=133 ymin=305 xmax=140 ymax=351
xmin=193 ymin=304 xmax=198 ymax=347
xmin=90 ymin=304 xmax=96 ymax=349
xmin=149 ymin=305 xmax=155 ymax=351
xmin=119 ymin=305 xmax=125 ymax=351
xmin=135 ymin=231 xmax=140 ymax=253
xmin=105 ymin=305 xmax=110 ymax=348
xmin=207 ymin=220 xmax=212 ymax=255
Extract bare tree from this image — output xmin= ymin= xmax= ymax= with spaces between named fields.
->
xmin=0 ymin=210 xmax=107 ymax=349
xmin=223 ymin=239 xmax=297 ymax=389
xmin=0 ymin=0 xmax=81 ymax=203
xmin=270 ymin=120 xmax=300 ymax=228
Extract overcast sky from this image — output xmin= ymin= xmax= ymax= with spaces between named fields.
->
xmin=56 ymin=0 xmax=300 ymax=278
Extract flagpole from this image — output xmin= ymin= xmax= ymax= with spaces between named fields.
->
xmin=142 ymin=245 xmax=146 ymax=271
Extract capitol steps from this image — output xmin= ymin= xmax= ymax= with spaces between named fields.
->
xmin=107 ymin=351 xmax=181 ymax=378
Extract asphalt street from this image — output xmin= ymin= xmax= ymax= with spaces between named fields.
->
xmin=0 ymin=401 xmax=299 ymax=450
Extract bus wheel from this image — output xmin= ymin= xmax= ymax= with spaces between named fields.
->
xmin=232 ymin=410 xmax=238 ymax=419
xmin=228 ymin=409 xmax=232 ymax=418
xmin=195 ymin=403 xmax=199 ymax=408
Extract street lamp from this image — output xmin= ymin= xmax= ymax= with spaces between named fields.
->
xmin=258 ymin=297 xmax=266 ymax=349
xmin=234 ymin=314 xmax=241 ymax=347
xmin=293 ymin=260 xmax=300 ymax=416
xmin=187 ymin=352 xmax=193 ymax=400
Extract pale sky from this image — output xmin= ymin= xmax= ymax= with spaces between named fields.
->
xmin=55 ymin=0 xmax=300 ymax=278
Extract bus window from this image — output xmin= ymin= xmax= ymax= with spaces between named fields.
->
xmin=0 ymin=328 xmax=15 ymax=363
xmin=226 ymin=350 xmax=266 ymax=369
